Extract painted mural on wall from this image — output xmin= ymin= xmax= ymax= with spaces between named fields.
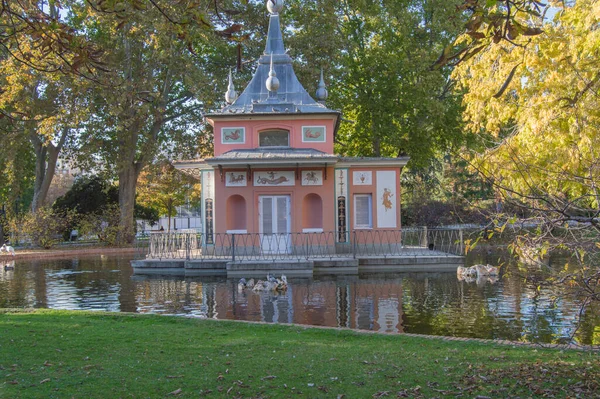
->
xmin=221 ymin=127 xmax=245 ymax=144
xmin=301 ymin=170 xmax=323 ymax=186
xmin=353 ymin=171 xmax=372 ymax=185
xmin=225 ymin=172 xmax=247 ymax=187
xmin=254 ymin=171 xmax=295 ymax=186
xmin=335 ymin=169 xmax=349 ymax=242
xmin=302 ymin=126 xmax=326 ymax=142
xmin=376 ymin=171 xmax=397 ymax=228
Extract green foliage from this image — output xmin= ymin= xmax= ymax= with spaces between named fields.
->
xmin=53 ymin=177 xmax=118 ymax=216
xmin=136 ymin=163 xmax=199 ymax=231
xmin=134 ymin=203 xmax=159 ymax=227
xmin=17 ymin=207 xmax=75 ymax=249
xmin=78 ymin=204 xmax=123 ymax=246
xmin=53 ymin=176 xmax=159 ymax=240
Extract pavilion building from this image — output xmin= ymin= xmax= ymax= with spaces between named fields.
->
xmin=175 ymin=0 xmax=409 ymax=255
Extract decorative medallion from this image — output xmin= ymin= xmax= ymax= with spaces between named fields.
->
xmin=302 ymin=126 xmax=326 ymax=143
xmin=225 ymin=172 xmax=247 ymax=187
xmin=301 ymin=170 xmax=323 ymax=186
xmin=353 ymin=171 xmax=372 ymax=185
xmin=221 ymin=127 xmax=245 ymax=144
xmin=254 ymin=171 xmax=295 ymax=186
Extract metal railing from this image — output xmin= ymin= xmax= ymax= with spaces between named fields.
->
xmin=143 ymin=227 xmax=464 ymax=262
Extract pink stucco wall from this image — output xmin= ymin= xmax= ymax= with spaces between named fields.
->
xmin=210 ymin=118 xmax=337 ymax=156
xmin=347 ymin=167 xmax=402 ymax=230
xmin=215 ymin=166 xmax=337 ymax=234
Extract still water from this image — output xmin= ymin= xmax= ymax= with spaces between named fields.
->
xmin=0 ymin=253 xmax=598 ymax=345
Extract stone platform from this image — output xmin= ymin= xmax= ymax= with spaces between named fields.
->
xmin=131 ymin=253 xmax=463 ymax=277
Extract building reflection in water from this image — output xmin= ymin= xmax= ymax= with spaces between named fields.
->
xmin=130 ymin=275 xmax=407 ymax=333
xmin=0 ymin=255 xmax=597 ymax=344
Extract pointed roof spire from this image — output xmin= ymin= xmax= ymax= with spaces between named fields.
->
xmin=264 ymin=3 xmax=285 ymax=55
xmin=225 ymin=69 xmax=238 ymax=104
xmin=210 ymin=0 xmax=339 ymax=116
xmin=316 ymin=68 xmax=328 ymax=102
xmin=265 ymin=52 xmax=280 ymax=93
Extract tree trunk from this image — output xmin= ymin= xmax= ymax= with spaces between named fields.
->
xmin=167 ymin=198 xmax=174 ymax=232
xmin=117 ymin=165 xmax=140 ymax=244
xmin=31 ymin=139 xmax=48 ymax=213
xmin=30 ymin=126 xmax=69 ymax=213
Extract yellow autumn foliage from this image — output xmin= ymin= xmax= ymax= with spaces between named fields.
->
xmin=454 ymin=0 xmax=600 ymax=207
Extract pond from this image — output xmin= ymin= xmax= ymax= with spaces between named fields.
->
xmin=0 ymin=252 xmax=598 ymax=345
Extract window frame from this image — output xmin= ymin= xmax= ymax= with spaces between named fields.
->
xmin=258 ymin=129 xmax=290 ymax=147
xmin=353 ymin=194 xmax=373 ymax=229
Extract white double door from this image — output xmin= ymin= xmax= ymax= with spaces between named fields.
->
xmin=258 ymin=195 xmax=291 ymax=254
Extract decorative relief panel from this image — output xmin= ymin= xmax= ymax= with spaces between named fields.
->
xmin=376 ymin=170 xmax=397 ymax=228
xmin=302 ymin=126 xmax=326 ymax=142
xmin=335 ymin=169 xmax=349 ymax=243
xmin=221 ymin=127 xmax=245 ymax=144
xmin=301 ymin=170 xmax=323 ymax=186
xmin=201 ymin=171 xmax=215 ymax=244
xmin=225 ymin=171 xmax=247 ymax=187
xmin=353 ymin=171 xmax=372 ymax=185
xmin=254 ymin=171 xmax=295 ymax=186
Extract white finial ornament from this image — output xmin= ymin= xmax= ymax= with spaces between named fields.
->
xmin=316 ymin=68 xmax=328 ymax=102
xmin=266 ymin=52 xmax=280 ymax=92
xmin=267 ymin=0 xmax=284 ymax=15
xmin=225 ymin=69 xmax=238 ymax=104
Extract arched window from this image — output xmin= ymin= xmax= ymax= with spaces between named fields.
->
xmin=302 ymin=193 xmax=323 ymax=231
xmin=226 ymin=195 xmax=247 ymax=232
xmin=259 ymin=129 xmax=289 ymax=147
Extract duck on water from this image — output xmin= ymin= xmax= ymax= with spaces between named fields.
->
xmin=238 ymin=274 xmax=288 ymax=292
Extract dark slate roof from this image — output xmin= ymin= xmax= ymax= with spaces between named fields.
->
xmin=206 ymin=148 xmax=338 ymax=164
xmin=207 ymin=13 xmax=339 ymax=117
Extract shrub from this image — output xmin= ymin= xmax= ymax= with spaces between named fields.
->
xmin=78 ymin=204 xmax=123 ymax=246
xmin=19 ymin=208 xmax=75 ymax=249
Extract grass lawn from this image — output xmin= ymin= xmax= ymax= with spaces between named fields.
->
xmin=0 ymin=310 xmax=598 ymax=398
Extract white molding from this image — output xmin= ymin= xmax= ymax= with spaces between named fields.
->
xmin=302 ymin=228 xmax=324 ymax=233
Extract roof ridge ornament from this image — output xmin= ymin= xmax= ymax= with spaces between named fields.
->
xmin=267 ymin=0 xmax=283 ymax=15
xmin=265 ymin=52 xmax=280 ymax=94
xmin=316 ymin=68 xmax=328 ymax=103
xmin=225 ymin=69 xmax=238 ymax=104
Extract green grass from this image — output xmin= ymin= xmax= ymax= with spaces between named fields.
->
xmin=0 ymin=310 xmax=598 ymax=398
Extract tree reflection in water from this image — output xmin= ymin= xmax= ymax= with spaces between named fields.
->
xmin=0 ymin=253 xmax=597 ymax=345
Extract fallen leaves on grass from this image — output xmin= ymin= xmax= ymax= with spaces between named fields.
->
xmin=261 ymin=375 xmax=276 ymax=381
xmin=458 ymin=360 xmax=600 ymax=397
xmin=40 ymin=378 xmax=50 ymax=384
xmin=372 ymin=391 xmax=389 ymax=398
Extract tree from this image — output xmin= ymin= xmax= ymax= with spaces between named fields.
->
xmin=68 ymin=1 xmax=244 ymax=244
xmin=2 ymin=1 xmax=250 ymax=244
xmin=453 ymin=0 xmax=600 ymax=306
xmin=53 ymin=176 xmax=159 ymax=239
xmin=136 ymin=162 xmax=199 ymax=232
xmin=0 ymin=22 xmax=89 ymax=212
xmin=281 ymin=0 xmax=471 ymax=168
